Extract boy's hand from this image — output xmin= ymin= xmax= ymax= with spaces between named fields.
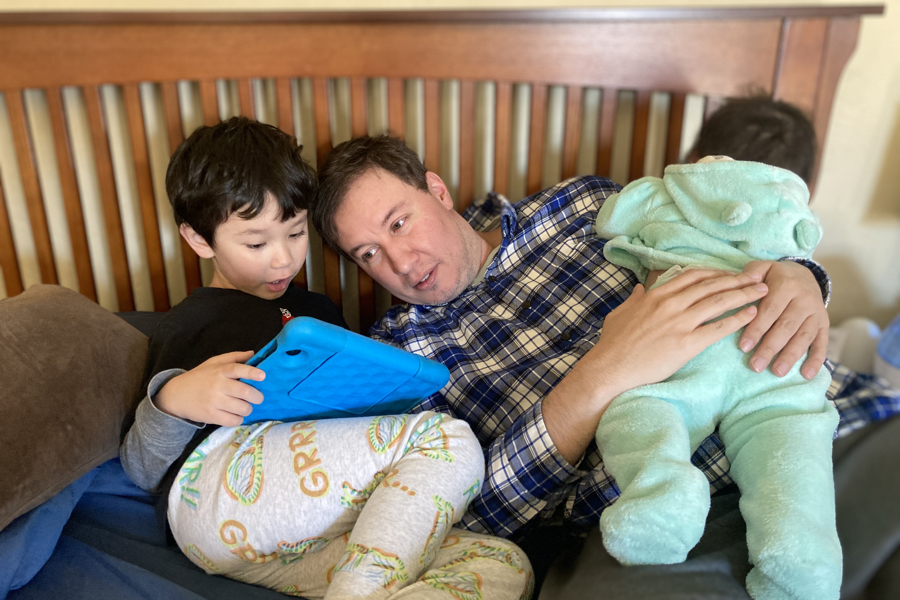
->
xmin=738 ymin=261 xmax=829 ymax=379
xmin=155 ymin=351 xmax=265 ymax=427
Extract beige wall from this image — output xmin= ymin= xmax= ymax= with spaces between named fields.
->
xmin=3 ymin=0 xmax=899 ymax=328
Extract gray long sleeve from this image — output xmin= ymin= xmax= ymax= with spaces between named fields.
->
xmin=120 ymin=369 xmax=204 ymax=492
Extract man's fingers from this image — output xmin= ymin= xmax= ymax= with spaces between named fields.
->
xmin=748 ymin=301 xmax=808 ymax=373
xmin=767 ymin=316 xmax=820 ymax=377
xmin=683 ymin=284 xmax=767 ymax=326
xmin=696 ymin=305 xmax=758 ymax=347
xmin=656 ymin=269 xmax=760 ymax=296
xmin=801 ymin=329 xmax=829 ymax=380
xmin=739 ymin=291 xmax=791 ymax=355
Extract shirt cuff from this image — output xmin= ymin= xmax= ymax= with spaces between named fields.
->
xmin=780 ymin=256 xmax=832 ymax=307
xmin=147 ymin=368 xmax=206 ymax=429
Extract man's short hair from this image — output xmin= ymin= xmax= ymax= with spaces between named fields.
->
xmin=313 ymin=135 xmax=428 ymax=256
xmin=165 ymin=116 xmax=316 ymax=245
xmin=690 ymin=96 xmax=818 ymax=184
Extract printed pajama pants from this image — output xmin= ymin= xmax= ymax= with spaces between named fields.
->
xmin=168 ymin=411 xmax=533 ymax=599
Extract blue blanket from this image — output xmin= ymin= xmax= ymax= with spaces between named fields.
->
xmin=1 ymin=459 xmax=285 ymax=600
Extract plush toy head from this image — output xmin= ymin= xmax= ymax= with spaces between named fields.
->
xmin=663 ymin=158 xmax=821 ymax=259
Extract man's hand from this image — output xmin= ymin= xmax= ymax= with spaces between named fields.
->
xmin=155 ymin=351 xmax=265 ymax=427
xmin=542 ymin=269 xmax=767 ymax=464
xmin=738 ymin=261 xmax=829 ymax=380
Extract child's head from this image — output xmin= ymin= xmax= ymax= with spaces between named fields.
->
xmin=688 ymin=96 xmax=817 ymax=184
xmin=167 ymin=117 xmax=316 ymax=299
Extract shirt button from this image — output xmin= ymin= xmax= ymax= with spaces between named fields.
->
xmin=521 ymin=300 xmax=532 ymax=310
xmin=487 ymin=275 xmax=497 ymax=282
xmin=560 ymin=330 xmax=572 ymax=341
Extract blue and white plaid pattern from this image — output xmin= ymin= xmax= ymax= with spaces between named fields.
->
xmin=369 ymin=176 xmax=900 ymax=539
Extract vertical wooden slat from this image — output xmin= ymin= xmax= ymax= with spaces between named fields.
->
xmin=46 ymin=86 xmax=96 ymax=301
xmin=0 ymin=178 xmax=24 ymax=296
xmin=561 ymin=85 xmax=583 ymax=181
xmin=596 ymin=88 xmax=618 ymax=178
xmin=458 ymin=80 xmax=476 ymax=212
xmin=123 ymin=84 xmax=169 ymax=311
xmin=665 ymin=92 xmax=687 ymax=167
xmin=313 ymin=77 xmax=341 ymax=309
xmin=199 ymin=79 xmax=219 ymax=127
xmin=526 ymin=83 xmax=547 ymax=197
xmin=350 ymin=77 xmax=376 ymax=333
xmin=387 ymin=78 xmax=405 ymax=140
xmin=493 ymin=81 xmax=512 ymax=197
xmin=773 ymin=18 xmax=828 ymax=115
xmin=629 ymin=90 xmax=652 ymax=183
xmin=237 ymin=78 xmax=255 ymax=119
xmin=161 ymin=81 xmax=202 ymax=295
xmin=275 ymin=78 xmax=294 ymax=137
xmin=6 ymin=91 xmax=57 ymax=284
xmin=423 ymin=79 xmax=440 ymax=174
xmin=808 ymin=17 xmax=861 ymax=190
xmin=84 ymin=85 xmax=134 ymax=311
xmin=275 ymin=77 xmax=308 ymax=291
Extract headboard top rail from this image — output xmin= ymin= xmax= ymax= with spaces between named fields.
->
xmin=0 ymin=5 xmax=886 ymax=25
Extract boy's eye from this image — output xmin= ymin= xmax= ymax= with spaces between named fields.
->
xmin=247 ymin=243 xmax=265 ymax=250
xmin=391 ymin=218 xmax=406 ymax=231
xmin=290 ymin=230 xmax=307 ymax=239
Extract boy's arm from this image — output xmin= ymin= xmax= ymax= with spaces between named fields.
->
xmin=120 ymin=369 xmax=203 ymax=492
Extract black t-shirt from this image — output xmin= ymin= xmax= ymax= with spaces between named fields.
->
xmin=145 ymin=284 xmax=347 ymax=535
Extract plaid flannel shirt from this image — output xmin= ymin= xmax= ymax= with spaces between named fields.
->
xmin=368 ymin=176 xmax=900 ymax=539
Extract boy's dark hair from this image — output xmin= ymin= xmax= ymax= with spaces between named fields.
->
xmin=165 ymin=116 xmax=316 ymax=245
xmin=313 ymin=135 xmax=428 ymax=256
xmin=690 ymin=96 xmax=817 ymax=184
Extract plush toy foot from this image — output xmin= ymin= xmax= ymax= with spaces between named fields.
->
xmin=599 ymin=494 xmax=708 ymax=565
xmin=745 ymin=549 xmax=842 ymax=600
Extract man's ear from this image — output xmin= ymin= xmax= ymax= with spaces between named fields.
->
xmin=179 ymin=223 xmax=216 ymax=259
xmin=425 ymin=171 xmax=455 ymax=210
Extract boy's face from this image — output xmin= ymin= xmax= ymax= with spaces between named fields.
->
xmin=183 ymin=195 xmax=309 ymax=300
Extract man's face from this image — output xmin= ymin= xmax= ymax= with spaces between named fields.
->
xmin=334 ymin=168 xmax=486 ymax=306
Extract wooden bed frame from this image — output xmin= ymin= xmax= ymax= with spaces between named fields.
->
xmin=0 ymin=5 xmax=884 ymax=332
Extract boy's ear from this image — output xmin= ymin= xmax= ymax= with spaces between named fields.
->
xmin=425 ymin=171 xmax=454 ymax=210
xmin=179 ymin=223 xmax=215 ymax=259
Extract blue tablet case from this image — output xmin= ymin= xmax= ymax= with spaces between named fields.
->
xmin=241 ymin=317 xmax=450 ymax=423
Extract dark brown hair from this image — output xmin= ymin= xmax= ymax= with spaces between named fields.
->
xmin=312 ymin=135 xmax=428 ymax=257
xmin=690 ymin=96 xmax=817 ymax=184
xmin=165 ymin=116 xmax=316 ymax=245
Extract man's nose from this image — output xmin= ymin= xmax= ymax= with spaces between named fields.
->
xmin=386 ymin=244 xmax=416 ymax=275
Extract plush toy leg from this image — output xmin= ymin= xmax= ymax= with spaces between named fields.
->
xmin=720 ymin=373 xmax=842 ymax=600
xmin=595 ymin=396 xmax=711 ymax=565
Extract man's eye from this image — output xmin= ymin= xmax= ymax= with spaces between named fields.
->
xmin=391 ymin=218 xmax=406 ymax=231
xmin=361 ymin=248 xmax=377 ymax=261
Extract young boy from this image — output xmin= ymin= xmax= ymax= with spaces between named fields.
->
xmin=120 ymin=117 xmax=532 ymax=599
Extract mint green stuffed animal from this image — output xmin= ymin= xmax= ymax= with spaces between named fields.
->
xmin=594 ymin=158 xmax=841 ymax=600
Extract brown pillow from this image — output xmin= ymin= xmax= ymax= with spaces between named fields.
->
xmin=0 ymin=285 xmax=148 ymax=530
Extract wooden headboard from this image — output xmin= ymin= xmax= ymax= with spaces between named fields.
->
xmin=0 ymin=6 xmax=884 ymax=332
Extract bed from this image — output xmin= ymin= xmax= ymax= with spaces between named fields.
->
xmin=0 ymin=6 xmax=890 ymax=599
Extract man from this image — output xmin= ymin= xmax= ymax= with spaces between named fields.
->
xmin=312 ymin=136 xmax=899 ymax=597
